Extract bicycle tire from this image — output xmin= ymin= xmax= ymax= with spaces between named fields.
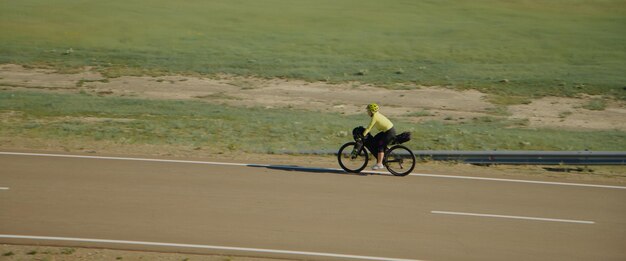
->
xmin=384 ymin=145 xmax=416 ymax=176
xmin=337 ymin=142 xmax=369 ymax=173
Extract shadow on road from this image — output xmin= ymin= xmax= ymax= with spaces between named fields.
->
xmin=246 ymin=164 xmax=384 ymax=176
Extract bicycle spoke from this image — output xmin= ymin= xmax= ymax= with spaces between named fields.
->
xmin=338 ymin=142 xmax=369 ymax=173
xmin=384 ymin=145 xmax=416 ymax=176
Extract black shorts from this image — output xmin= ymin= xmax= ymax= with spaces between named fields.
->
xmin=374 ymin=127 xmax=396 ymax=152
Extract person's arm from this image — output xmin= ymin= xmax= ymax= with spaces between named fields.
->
xmin=363 ymin=114 xmax=377 ymax=136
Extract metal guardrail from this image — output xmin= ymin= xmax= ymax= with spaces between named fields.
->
xmin=412 ymin=150 xmax=626 ymax=165
xmin=281 ymin=150 xmax=626 ymax=165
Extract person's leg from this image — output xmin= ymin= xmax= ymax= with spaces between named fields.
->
xmin=372 ymin=132 xmax=385 ymax=169
xmin=377 ymin=128 xmax=396 ymax=167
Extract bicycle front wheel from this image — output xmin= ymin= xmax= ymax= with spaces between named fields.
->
xmin=337 ymin=142 xmax=369 ymax=173
xmin=384 ymin=145 xmax=416 ymax=176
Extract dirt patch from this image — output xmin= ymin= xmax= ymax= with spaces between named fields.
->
xmin=2 ymin=64 xmax=624 ymax=130
xmin=509 ymin=96 xmax=626 ymax=130
xmin=0 ymin=64 xmax=102 ymax=89
xmin=0 ymin=244 xmax=287 ymax=261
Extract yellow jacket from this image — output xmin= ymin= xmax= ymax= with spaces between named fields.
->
xmin=363 ymin=112 xmax=393 ymax=136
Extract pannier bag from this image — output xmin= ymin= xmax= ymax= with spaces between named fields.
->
xmin=352 ymin=126 xmax=373 ymax=141
xmin=394 ymin=132 xmax=411 ymax=144
xmin=352 ymin=126 xmax=377 ymax=154
xmin=352 ymin=126 xmax=364 ymax=140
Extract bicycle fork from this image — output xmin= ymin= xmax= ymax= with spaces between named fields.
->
xmin=351 ymin=140 xmax=364 ymax=159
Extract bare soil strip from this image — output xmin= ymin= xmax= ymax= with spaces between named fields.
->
xmin=1 ymin=64 xmax=624 ymax=131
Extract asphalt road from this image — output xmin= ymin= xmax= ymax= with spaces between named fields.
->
xmin=1 ymin=152 xmax=625 ymax=261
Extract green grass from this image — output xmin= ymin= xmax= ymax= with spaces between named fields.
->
xmin=1 ymin=91 xmax=624 ymax=152
xmin=582 ymin=98 xmax=608 ymax=111
xmin=1 ymin=0 xmax=625 ymax=100
xmin=60 ymin=248 xmax=75 ymax=255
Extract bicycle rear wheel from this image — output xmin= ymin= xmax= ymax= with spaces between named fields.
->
xmin=337 ymin=142 xmax=369 ymax=173
xmin=384 ymin=145 xmax=416 ymax=176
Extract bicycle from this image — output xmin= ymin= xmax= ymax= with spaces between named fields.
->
xmin=337 ymin=126 xmax=416 ymax=176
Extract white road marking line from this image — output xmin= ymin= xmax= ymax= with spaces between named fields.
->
xmin=431 ymin=211 xmax=595 ymax=224
xmin=2 ymin=151 xmax=625 ymax=190
xmin=0 ymin=234 xmax=423 ymax=261
xmin=0 ymin=151 xmax=253 ymax=167
xmin=0 ymin=187 xmax=9 ymax=190
xmin=410 ymin=173 xmax=626 ymax=190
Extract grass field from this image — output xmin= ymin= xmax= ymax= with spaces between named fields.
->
xmin=1 ymin=0 xmax=625 ymax=100
xmin=2 ymin=91 xmax=624 ymax=152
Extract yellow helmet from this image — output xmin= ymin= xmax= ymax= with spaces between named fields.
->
xmin=367 ymin=103 xmax=379 ymax=113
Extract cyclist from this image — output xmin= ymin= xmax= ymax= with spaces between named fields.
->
xmin=363 ymin=103 xmax=396 ymax=170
